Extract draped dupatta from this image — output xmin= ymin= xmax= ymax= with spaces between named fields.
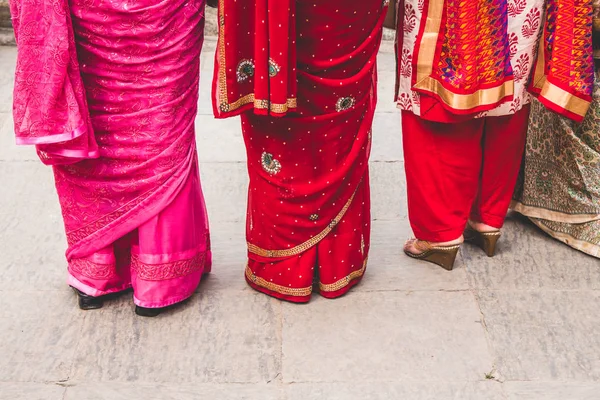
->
xmin=212 ymin=0 xmax=298 ymax=118
xmin=409 ymin=0 xmax=594 ymax=122
xmin=9 ymin=0 xmax=99 ymax=165
xmin=529 ymin=0 xmax=595 ymax=122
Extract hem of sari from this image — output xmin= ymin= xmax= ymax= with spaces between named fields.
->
xmin=528 ymin=217 xmax=600 ymax=259
xmin=244 ymin=257 xmax=367 ymax=303
xmin=511 ymin=200 xmax=600 ymax=224
xmin=132 ymin=274 xmax=203 ymax=309
xmin=16 ymin=124 xmax=87 ymax=146
xmin=67 ymin=274 xmax=132 ymax=298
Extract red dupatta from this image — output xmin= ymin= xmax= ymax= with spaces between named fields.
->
xmin=9 ymin=0 xmax=99 ymax=165
xmin=529 ymin=0 xmax=595 ymax=122
xmin=212 ymin=0 xmax=298 ymax=118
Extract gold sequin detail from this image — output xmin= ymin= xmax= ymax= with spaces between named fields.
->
xmin=245 ymin=264 xmax=313 ymax=297
xmin=237 ymin=59 xmax=255 ymax=83
xmin=319 ymin=258 xmax=368 ymax=293
xmin=261 ymin=152 xmax=282 ymax=175
xmin=247 ymin=184 xmax=360 ymax=258
xmin=269 ymin=58 xmax=281 ymax=77
xmin=309 ymin=214 xmax=319 ymax=221
xmin=336 ymin=96 xmax=356 ymax=112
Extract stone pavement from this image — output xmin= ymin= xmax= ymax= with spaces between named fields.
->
xmin=1 ymin=38 xmax=600 ymax=400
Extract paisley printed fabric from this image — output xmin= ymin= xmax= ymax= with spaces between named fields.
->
xmin=513 ymin=75 xmax=600 ymax=258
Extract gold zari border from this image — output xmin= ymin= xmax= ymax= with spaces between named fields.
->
xmin=216 ymin=0 xmax=297 ymax=115
xmin=319 ymin=258 xmax=367 ymax=293
xmin=244 ymin=257 xmax=368 ymax=297
xmin=245 ymin=264 xmax=313 ymax=297
xmin=530 ymin=27 xmax=590 ymax=118
xmin=247 ymin=187 xmax=359 ymax=258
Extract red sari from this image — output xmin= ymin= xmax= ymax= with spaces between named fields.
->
xmin=213 ymin=1 xmax=387 ymax=302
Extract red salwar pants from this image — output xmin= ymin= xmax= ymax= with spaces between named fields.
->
xmin=401 ymin=106 xmax=530 ymax=242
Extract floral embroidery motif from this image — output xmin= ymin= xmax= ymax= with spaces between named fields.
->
xmin=309 ymin=214 xmax=319 ymax=221
xmin=336 ymin=96 xmax=356 ymax=112
xmin=131 ymin=252 xmax=206 ymax=281
xmin=69 ymin=258 xmax=115 ymax=280
xmin=268 ymin=58 xmax=281 ymax=78
xmin=261 ymin=152 xmax=282 ymax=175
xmin=237 ymin=59 xmax=255 ymax=82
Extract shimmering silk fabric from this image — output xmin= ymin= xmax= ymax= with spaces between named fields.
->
xmin=9 ymin=0 xmax=99 ymax=165
xmin=214 ymin=1 xmax=387 ymax=302
xmin=11 ymin=0 xmax=211 ymax=307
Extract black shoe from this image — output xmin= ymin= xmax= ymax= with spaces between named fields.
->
xmin=135 ymin=306 xmax=162 ymax=317
xmin=72 ymin=287 xmax=104 ymax=310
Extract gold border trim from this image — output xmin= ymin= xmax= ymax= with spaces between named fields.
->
xmin=414 ymin=77 xmax=514 ymax=111
xmin=245 ymin=264 xmax=313 ymax=297
xmin=535 ymin=77 xmax=589 ymax=118
xmin=531 ymin=28 xmax=590 ymax=118
xmin=216 ymin=1 xmax=297 ymax=115
xmin=247 ymin=185 xmax=359 ymax=258
xmin=415 ymin=0 xmax=444 ymax=83
xmin=528 ymin=218 xmax=600 ymax=259
xmin=511 ymin=200 xmax=600 ymax=224
xmin=319 ymin=258 xmax=368 ymax=293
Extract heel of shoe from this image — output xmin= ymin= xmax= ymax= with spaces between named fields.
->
xmin=72 ymin=288 xmax=103 ymax=310
xmin=425 ymin=246 xmax=459 ymax=271
xmin=481 ymin=233 xmax=501 ymax=257
xmin=404 ymin=244 xmax=460 ymax=271
xmin=135 ymin=306 xmax=162 ymax=317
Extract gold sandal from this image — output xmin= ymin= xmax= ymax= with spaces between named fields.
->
xmin=403 ymin=239 xmax=460 ymax=271
xmin=464 ymin=226 xmax=501 ymax=257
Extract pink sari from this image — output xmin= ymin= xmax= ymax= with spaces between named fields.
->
xmin=10 ymin=0 xmax=211 ymax=308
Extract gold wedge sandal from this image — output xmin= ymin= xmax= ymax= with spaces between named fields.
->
xmin=464 ymin=226 xmax=501 ymax=257
xmin=403 ymin=239 xmax=461 ymax=271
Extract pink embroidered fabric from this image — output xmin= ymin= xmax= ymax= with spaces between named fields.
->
xmin=9 ymin=0 xmax=99 ymax=165
xmin=11 ymin=0 xmax=211 ymax=308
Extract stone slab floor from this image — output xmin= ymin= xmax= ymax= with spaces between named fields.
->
xmin=1 ymin=38 xmax=599 ymax=400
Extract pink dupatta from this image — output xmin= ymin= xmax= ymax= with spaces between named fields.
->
xmin=9 ymin=0 xmax=98 ymax=165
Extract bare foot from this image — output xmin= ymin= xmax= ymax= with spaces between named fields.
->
xmin=468 ymin=220 xmax=499 ymax=233
xmin=404 ymin=236 xmax=464 ymax=255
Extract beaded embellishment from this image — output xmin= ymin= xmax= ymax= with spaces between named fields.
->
xmin=269 ymin=58 xmax=281 ymax=78
xmin=237 ymin=59 xmax=255 ymax=83
xmin=336 ymin=96 xmax=356 ymax=112
xmin=261 ymin=152 xmax=282 ymax=175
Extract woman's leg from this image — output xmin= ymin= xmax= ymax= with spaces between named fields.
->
xmin=131 ymin=159 xmax=211 ymax=311
xmin=402 ymin=111 xmax=485 ymax=243
xmin=470 ymin=105 xmax=530 ymax=230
